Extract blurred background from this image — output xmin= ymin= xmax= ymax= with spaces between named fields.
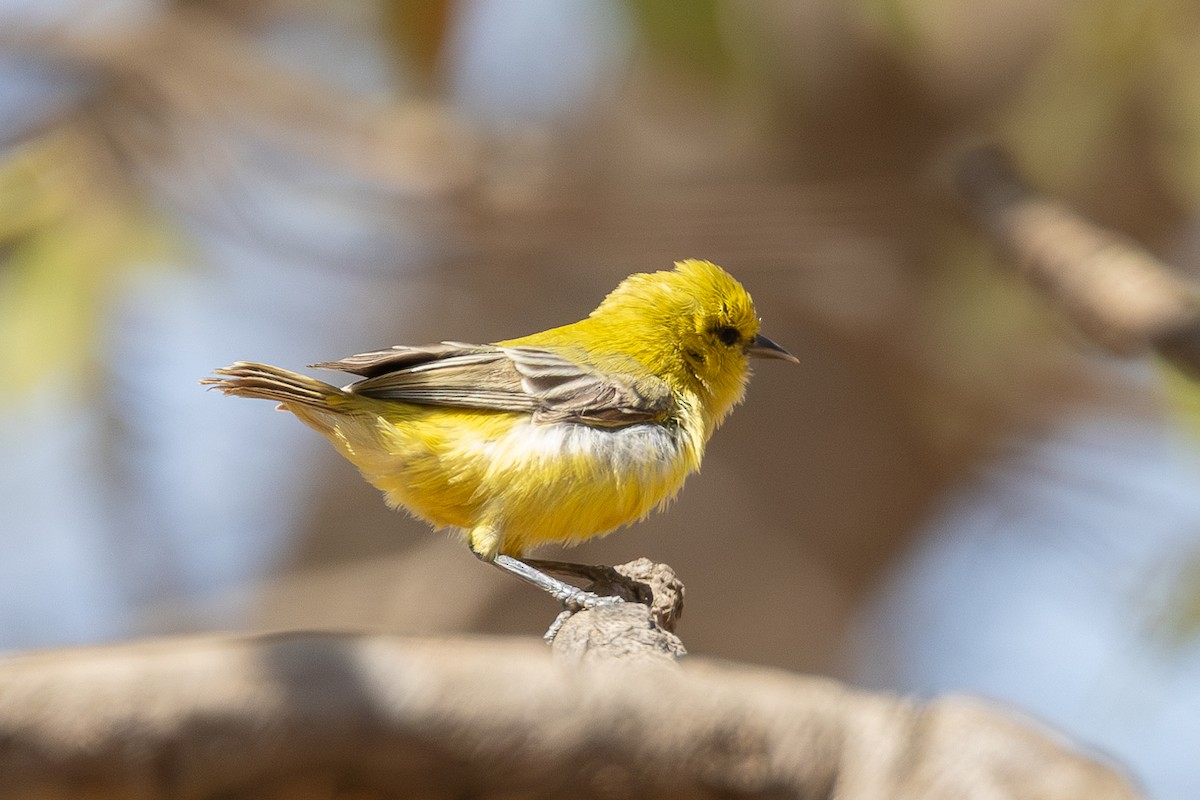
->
xmin=3 ymin=0 xmax=1200 ymax=796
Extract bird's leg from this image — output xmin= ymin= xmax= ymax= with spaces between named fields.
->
xmin=519 ymin=558 xmax=616 ymax=583
xmin=488 ymin=555 xmax=648 ymax=644
xmin=489 ymin=554 xmax=626 ymax=611
xmin=521 ymin=558 xmax=653 ymax=605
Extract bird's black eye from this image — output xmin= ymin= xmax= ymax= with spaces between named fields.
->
xmin=713 ymin=325 xmax=741 ymax=346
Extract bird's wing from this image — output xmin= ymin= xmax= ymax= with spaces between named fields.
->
xmin=310 ymin=341 xmax=493 ymax=378
xmin=312 ymin=342 xmax=674 ymax=426
xmin=505 ymin=346 xmax=675 ymax=426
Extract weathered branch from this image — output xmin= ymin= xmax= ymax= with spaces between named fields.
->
xmin=952 ymin=145 xmax=1200 ymax=377
xmin=540 ymin=557 xmax=687 ymax=658
xmin=0 ymin=629 xmax=1139 ymax=799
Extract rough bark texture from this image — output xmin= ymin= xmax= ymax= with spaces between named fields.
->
xmin=0 ymin=624 xmax=1140 ymax=799
xmin=542 ymin=557 xmax=687 ymax=660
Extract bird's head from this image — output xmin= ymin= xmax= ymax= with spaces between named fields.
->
xmin=591 ymin=259 xmax=797 ymax=426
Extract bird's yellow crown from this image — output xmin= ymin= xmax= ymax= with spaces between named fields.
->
xmin=582 ymin=259 xmax=762 ymax=427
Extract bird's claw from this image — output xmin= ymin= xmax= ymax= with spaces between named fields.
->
xmin=560 ymin=588 xmax=625 ymax=612
xmin=543 ymin=589 xmax=625 ymax=643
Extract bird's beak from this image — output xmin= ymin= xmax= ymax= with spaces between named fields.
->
xmin=749 ymin=333 xmax=800 ymax=363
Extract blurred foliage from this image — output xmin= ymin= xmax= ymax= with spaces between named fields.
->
xmin=1151 ymin=3 xmax=1200 ymax=209
xmin=0 ymin=132 xmax=176 ymax=403
xmin=999 ymin=0 xmax=1171 ymax=192
xmin=1161 ymin=357 xmax=1200 ymax=439
xmin=1145 ymin=540 xmax=1200 ymax=647
xmin=1161 ymin=355 xmax=1200 ymax=638
xmin=622 ymin=0 xmax=735 ymax=79
xmin=906 ymin=230 xmax=1075 ymax=464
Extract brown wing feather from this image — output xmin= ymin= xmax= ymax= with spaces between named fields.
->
xmin=310 ymin=341 xmax=492 ymax=378
xmin=504 ymin=347 xmax=674 ymax=426
xmin=310 ymin=342 xmax=674 ymax=426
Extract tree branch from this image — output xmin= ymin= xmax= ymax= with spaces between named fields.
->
xmin=0 ymin=629 xmax=1139 ymax=799
xmin=952 ymin=144 xmax=1200 ymax=377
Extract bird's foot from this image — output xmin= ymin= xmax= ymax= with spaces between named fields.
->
xmin=542 ymin=593 xmax=625 ymax=644
xmin=488 ymin=555 xmax=630 ymax=642
xmin=557 ymin=585 xmax=626 ymax=612
xmin=521 ymin=558 xmax=653 ymax=605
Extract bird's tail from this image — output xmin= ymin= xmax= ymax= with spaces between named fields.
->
xmin=202 ymin=362 xmax=345 ymax=410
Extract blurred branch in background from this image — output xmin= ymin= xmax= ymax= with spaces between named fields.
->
xmin=949 ymin=143 xmax=1200 ymax=651
xmin=952 ymin=144 xmax=1200 ymax=372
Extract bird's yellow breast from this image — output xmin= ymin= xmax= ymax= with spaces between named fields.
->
xmin=297 ymin=398 xmax=706 ymax=557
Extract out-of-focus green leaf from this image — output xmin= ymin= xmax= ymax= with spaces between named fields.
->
xmin=1159 ymin=355 xmax=1200 ymax=441
xmin=1143 ymin=541 xmax=1200 ymax=647
xmin=857 ymin=0 xmax=963 ymax=59
xmin=622 ymin=0 xmax=734 ymax=78
xmin=1001 ymin=0 xmax=1166 ymax=189
xmin=0 ymin=133 xmax=178 ymax=403
xmin=1147 ymin=3 xmax=1200 ymax=209
xmin=0 ymin=140 xmax=73 ymax=243
xmin=903 ymin=228 xmax=1072 ymax=457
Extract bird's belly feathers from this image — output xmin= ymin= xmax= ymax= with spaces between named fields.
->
xmin=348 ymin=411 xmax=700 ymax=555
xmin=483 ymin=419 xmax=696 ymax=553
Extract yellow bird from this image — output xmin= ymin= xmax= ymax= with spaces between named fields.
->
xmin=203 ymin=259 xmax=796 ymax=608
